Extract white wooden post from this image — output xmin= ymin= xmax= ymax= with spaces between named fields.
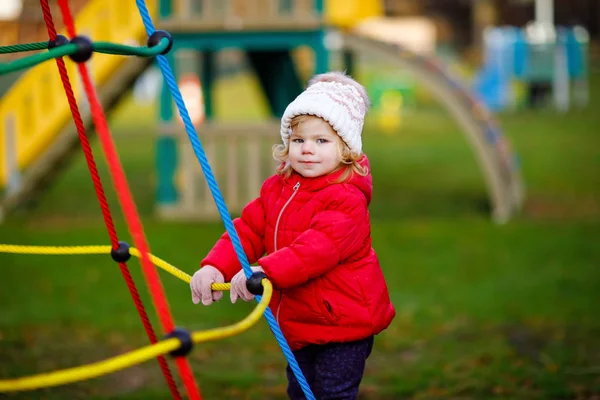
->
xmin=226 ymin=136 xmax=238 ymax=210
xmin=247 ymin=139 xmax=261 ymax=200
xmin=202 ymin=137 xmax=216 ymax=215
xmin=535 ymin=0 xmax=554 ymax=26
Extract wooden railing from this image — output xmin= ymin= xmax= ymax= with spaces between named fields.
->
xmin=157 ymin=121 xmax=280 ymax=220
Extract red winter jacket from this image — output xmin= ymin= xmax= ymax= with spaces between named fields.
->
xmin=201 ymin=156 xmax=395 ymax=351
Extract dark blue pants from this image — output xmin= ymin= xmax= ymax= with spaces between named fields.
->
xmin=286 ymin=336 xmax=374 ymax=400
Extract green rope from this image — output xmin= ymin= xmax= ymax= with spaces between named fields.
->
xmin=93 ymin=39 xmax=169 ymax=57
xmin=0 ymin=42 xmax=49 ymax=54
xmin=0 ymin=37 xmax=169 ymax=75
xmin=0 ymin=45 xmax=77 ymax=75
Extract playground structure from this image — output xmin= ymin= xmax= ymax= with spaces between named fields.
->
xmin=474 ymin=23 xmax=590 ymax=112
xmin=0 ymin=0 xmax=157 ymax=219
xmin=0 ymin=0 xmax=315 ymax=398
xmin=0 ymin=242 xmax=274 ymax=394
xmin=1 ymin=0 xmax=524 ymax=225
xmin=153 ymin=0 xmax=328 ymax=220
xmin=343 ymin=27 xmax=523 ymax=223
xmin=154 ymin=0 xmax=523 ymax=223
xmin=0 ymin=0 xmax=528 ymax=396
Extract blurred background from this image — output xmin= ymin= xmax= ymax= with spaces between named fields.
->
xmin=0 ymin=0 xmax=598 ymax=398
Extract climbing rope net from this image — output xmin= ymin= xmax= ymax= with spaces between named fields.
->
xmin=0 ymin=1 xmax=315 ymax=399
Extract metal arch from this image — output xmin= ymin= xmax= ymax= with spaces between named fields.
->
xmin=343 ymin=33 xmax=525 ymax=223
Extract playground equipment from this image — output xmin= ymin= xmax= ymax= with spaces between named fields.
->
xmin=0 ymin=0 xmax=316 ymax=398
xmin=0 ymin=243 xmax=273 ymax=394
xmin=474 ymin=23 xmax=590 ymax=112
xmin=152 ymin=0 xmax=328 ymax=220
xmin=151 ymin=1 xmax=523 ymax=223
xmin=359 ymin=17 xmax=436 ymax=134
xmin=0 ymin=0 xmax=524 ymax=225
xmin=344 ymin=25 xmax=523 ymax=223
xmin=0 ymin=0 xmax=527 ymax=395
xmin=0 ymin=0 xmax=157 ymax=219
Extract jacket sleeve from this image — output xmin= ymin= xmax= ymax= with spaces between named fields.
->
xmin=200 ymin=189 xmax=268 ymax=282
xmin=258 ymin=188 xmax=368 ymax=289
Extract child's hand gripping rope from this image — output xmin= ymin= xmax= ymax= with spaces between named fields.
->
xmin=230 ymin=266 xmax=264 ymax=303
xmin=190 ymin=265 xmax=224 ymax=305
xmin=190 ymin=265 xmax=265 ymax=305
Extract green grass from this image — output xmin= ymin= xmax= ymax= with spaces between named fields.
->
xmin=1 ymin=69 xmax=599 ymax=399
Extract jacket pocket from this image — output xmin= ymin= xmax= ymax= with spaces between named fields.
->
xmin=316 ymin=287 xmax=339 ymax=325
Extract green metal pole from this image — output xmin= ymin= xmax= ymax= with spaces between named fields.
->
xmin=315 ymin=0 xmax=324 ymax=14
xmin=343 ymin=50 xmax=354 ymax=76
xmin=200 ymin=51 xmax=215 ymax=120
xmin=159 ymin=0 xmax=172 ymax=18
xmin=314 ymin=30 xmax=329 ymax=74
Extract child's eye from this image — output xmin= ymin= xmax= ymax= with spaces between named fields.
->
xmin=292 ymin=138 xmax=304 ymax=143
xmin=317 ymin=138 xmax=329 ymax=144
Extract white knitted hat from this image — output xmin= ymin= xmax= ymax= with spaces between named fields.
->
xmin=280 ymin=71 xmax=370 ymax=156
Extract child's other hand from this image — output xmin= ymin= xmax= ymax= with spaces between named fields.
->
xmin=230 ymin=266 xmax=264 ymax=304
xmin=190 ymin=265 xmax=224 ymax=305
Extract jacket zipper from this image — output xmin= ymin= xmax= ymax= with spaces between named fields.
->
xmin=275 ymin=182 xmax=300 ymax=325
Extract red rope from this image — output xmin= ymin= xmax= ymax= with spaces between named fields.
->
xmin=53 ymin=1 xmax=202 ymax=399
xmin=39 ymin=1 xmax=183 ymax=399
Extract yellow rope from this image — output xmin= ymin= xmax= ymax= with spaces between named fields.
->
xmin=0 ymin=280 xmax=272 ymax=392
xmin=0 ymin=339 xmax=179 ymax=392
xmin=0 ymin=244 xmax=231 ymax=291
xmin=0 ymin=244 xmax=270 ymax=392
xmin=0 ymin=244 xmax=110 ymax=255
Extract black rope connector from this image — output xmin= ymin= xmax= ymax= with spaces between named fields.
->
xmin=164 ymin=327 xmax=194 ymax=357
xmin=111 ymin=241 xmax=131 ymax=263
xmin=147 ymin=30 xmax=173 ymax=55
xmin=246 ymin=271 xmax=267 ymax=296
xmin=48 ymin=34 xmax=69 ymax=49
xmin=68 ymin=36 xmax=93 ymax=63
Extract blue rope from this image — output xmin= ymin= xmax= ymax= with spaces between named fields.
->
xmin=134 ymin=2 xmax=315 ymax=399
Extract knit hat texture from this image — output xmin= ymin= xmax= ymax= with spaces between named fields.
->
xmin=280 ymin=71 xmax=370 ymax=155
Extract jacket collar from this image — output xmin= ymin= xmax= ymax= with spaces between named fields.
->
xmin=278 ymin=155 xmax=373 ymax=203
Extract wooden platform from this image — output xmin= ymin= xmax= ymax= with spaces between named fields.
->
xmin=159 ymin=0 xmax=322 ymax=33
xmin=159 ymin=17 xmax=321 ymax=33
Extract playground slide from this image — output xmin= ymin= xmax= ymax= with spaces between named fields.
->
xmin=0 ymin=0 xmax=156 ymax=218
xmin=343 ymin=30 xmax=524 ymax=223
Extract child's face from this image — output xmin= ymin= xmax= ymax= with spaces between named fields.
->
xmin=288 ymin=116 xmax=341 ymax=178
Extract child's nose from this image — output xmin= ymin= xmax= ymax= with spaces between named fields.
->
xmin=301 ymin=142 xmax=314 ymax=153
